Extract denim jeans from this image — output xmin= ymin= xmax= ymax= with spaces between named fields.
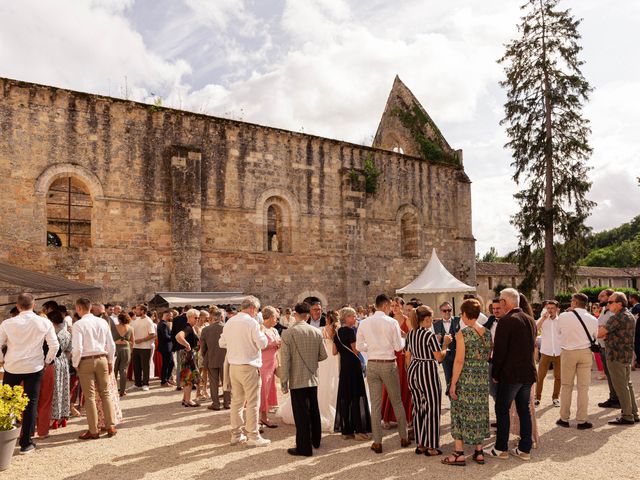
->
xmin=495 ymin=382 xmax=533 ymax=453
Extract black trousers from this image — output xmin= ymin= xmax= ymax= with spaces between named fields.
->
xmin=290 ymin=386 xmax=321 ymax=456
xmin=160 ymin=351 xmax=174 ymax=384
xmin=601 ymin=348 xmax=619 ymax=402
xmin=441 ymin=355 xmax=454 ymax=395
xmin=132 ymin=348 xmax=151 ymax=387
xmin=4 ymin=369 xmax=44 ymax=448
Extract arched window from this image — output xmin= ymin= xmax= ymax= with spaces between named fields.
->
xmin=266 ymin=204 xmax=282 ymax=252
xmin=401 ymin=212 xmax=419 ymax=257
xmin=46 ymin=176 xmax=92 ymax=247
xmin=392 ymin=145 xmax=404 ymax=154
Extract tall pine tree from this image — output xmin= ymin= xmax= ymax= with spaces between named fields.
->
xmin=499 ymin=0 xmax=595 ymax=299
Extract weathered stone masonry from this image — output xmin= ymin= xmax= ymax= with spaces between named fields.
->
xmin=0 ymin=76 xmax=476 ymax=306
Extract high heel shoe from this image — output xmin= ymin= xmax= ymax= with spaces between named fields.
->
xmin=61 ymin=418 xmax=68 ymax=428
xmin=51 ymin=420 xmax=59 ymax=430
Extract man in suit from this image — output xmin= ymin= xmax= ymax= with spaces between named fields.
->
xmin=307 ymin=301 xmax=326 ymax=328
xmin=200 ymin=309 xmax=231 ymax=410
xmin=432 ymin=301 xmax=460 ymax=396
xmin=488 ymin=287 xmax=537 ymax=461
xmin=157 ymin=311 xmax=175 ymax=386
xmin=280 ymin=302 xmax=328 ymax=456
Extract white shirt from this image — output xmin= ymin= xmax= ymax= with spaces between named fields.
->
xmin=131 ymin=316 xmax=155 ymax=349
xmin=441 ymin=318 xmax=452 ymax=334
xmin=557 ymin=308 xmax=598 ymax=351
xmin=110 ymin=313 xmax=119 ymax=326
xmin=537 ymin=315 xmax=562 ymax=356
xmin=597 ymin=309 xmax=613 ymax=347
xmin=476 ymin=312 xmax=489 ymax=325
xmin=64 ymin=315 xmax=73 ymax=329
xmin=71 ymin=313 xmax=116 ymax=368
xmin=219 ymin=312 xmax=268 ymax=368
xmin=356 ymin=311 xmax=404 ymax=360
xmin=0 ymin=310 xmax=59 ymax=374
xmin=309 ymin=317 xmax=322 ymax=329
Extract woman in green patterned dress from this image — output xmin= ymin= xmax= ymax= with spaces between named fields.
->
xmin=442 ymin=298 xmax=491 ymax=467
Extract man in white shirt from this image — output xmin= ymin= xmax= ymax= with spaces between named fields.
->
xmin=219 ymin=296 xmax=270 ymax=447
xmin=556 ymin=293 xmax=598 ymax=429
xmin=0 ymin=293 xmax=59 ymax=454
xmin=535 ymin=300 xmax=562 ymax=407
xmin=131 ymin=304 xmax=156 ymax=391
xmin=356 ymin=293 xmax=410 ymax=454
xmin=71 ymin=297 xmax=117 ymax=439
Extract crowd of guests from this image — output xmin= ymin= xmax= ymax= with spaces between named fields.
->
xmin=1 ymin=287 xmax=638 ymax=464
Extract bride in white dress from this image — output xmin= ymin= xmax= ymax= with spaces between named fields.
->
xmin=277 ymin=316 xmax=341 ymax=432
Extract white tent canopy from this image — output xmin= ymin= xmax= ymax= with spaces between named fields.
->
xmin=396 ymin=249 xmax=475 ymax=294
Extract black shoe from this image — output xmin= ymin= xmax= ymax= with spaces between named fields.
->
xmin=598 ymin=399 xmax=621 ymax=408
xmin=577 ymin=422 xmax=592 ymax=430
xmin=556 ymin=419 xmax=570 ymax=428
xmin=312 ymin=442 xmax=321 ymax=449
xmin=634 ymin=417 xmax=640 ymax=423
xmin=608 ymin=418 xmax=635 ymax=425
xmin=288 ymin=448 xmax=312 ymax=457
xmin=490 ymin=422 xmax=497 ymax=428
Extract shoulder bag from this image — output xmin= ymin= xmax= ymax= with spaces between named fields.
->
xmin=572 ymin=311 xmax=600 ymax=353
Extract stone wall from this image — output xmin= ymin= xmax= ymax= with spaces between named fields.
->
xmin=0 ymin=77 xmax=476 ymax=308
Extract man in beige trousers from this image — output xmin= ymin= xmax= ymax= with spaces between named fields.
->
xmin=556 ymin=293 xmax=598 ymax=430
xmin=219 ymin=296 xmax=269 ymax=447
xmin=71 ymin=297 xmax=117 ymax=439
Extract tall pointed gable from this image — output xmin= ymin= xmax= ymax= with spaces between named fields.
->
xmin=373 ymin=76 xmax=461 ymax=166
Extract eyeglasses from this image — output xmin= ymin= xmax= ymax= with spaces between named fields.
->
xmin=441 ymin=309 xmax=452 ymax=313
xmin=607 ymin=300 xmax=620 ymax=305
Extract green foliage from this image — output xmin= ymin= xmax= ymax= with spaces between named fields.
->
xmin=477 ymin=246 xmax=502 ymax=263
xmin=0 ymin=385 xmax=29 ymax=431
xmin=588 ymin=215 xmax=640 ymax=249
xmin=579 ymin=287 xmax=639 ymax=304
xmin=149 ymin=96 xmax=163 ymax=113
xmin=348 ymin=168 xmax=359 ymax=184
xmin=392 ymin=104 xmax=460 ymax=166
xmin=493 ymin=283 xmax=509 ymax=296
xmin=499 ymin=0 xmax=594 ymax=298
xmin=363 ymin=154 xmax=381 ymax=194
xmin=580 ymin=236 xmax=640 ymax=267
xmin=554 ymin=291 xmax=573 ymax=303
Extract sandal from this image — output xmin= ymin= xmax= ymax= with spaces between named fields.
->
xmin=425 ymin=448 xmax=443 ymax=456
xmin=441 ymin=451 xmax=466 ymax=466
xmin=415 ymin=447 xmax=427 ymax=455
xmin=473 ymin=449 xmax=485 ymax=464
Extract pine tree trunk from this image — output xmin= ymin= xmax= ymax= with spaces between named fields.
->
xmin=541 ymin=0 xmax=555 ymax=300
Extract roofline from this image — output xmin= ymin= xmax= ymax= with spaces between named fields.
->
xmin=0 ymin=76 xmax=466 ymax=172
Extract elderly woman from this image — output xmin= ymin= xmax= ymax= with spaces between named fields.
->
xmin=405 ymin=305 xmax=450 ymax=456
xmin=442 ymin=298 xmax=491 ymax=466
xmin=176 ymin=308 xmax=201 ymax=407
xmin=333 ymin=307 xmax=371 ymax=440
xmin=260 ymin=306 xmax=281 ymax=428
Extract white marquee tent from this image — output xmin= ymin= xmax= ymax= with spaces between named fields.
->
xmin=396 ymin=249 xmax=475 ymax=314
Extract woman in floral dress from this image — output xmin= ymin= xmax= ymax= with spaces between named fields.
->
xmin=50 ymin=310 xmax=71 ymax=429
xmin=442 ymin=299 xmax=491 ymax=467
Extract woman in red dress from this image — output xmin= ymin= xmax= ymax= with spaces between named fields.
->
xmin=380 ymin=297 xmax=413 ymax=428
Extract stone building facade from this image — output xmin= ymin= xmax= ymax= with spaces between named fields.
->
xmin=0 ymin=76 xmax=475 ymax=307
xmin=475 ymin=262 xmax=639 ymax=303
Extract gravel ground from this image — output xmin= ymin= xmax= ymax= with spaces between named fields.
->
xmin=6 ymin=370 xmax=640 ymax=480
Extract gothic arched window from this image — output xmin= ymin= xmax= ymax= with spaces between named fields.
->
xmin=266 ymin=204 xmax=282 ymax=252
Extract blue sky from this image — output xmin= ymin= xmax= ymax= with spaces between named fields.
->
xmin=1 ymin=0 xmax=638 ymax=256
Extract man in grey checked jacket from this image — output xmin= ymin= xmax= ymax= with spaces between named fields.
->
xmin=280 ymin=302 xmax=328 ymax=456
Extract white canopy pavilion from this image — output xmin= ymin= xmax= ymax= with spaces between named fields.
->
xmin=396 ymin=249 xmax=475 ymax=315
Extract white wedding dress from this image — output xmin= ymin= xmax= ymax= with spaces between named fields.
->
xmin=277 ymin=328 xmax=340 ymax=432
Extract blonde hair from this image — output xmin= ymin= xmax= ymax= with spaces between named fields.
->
xmin=339 ymin=307 xmax=356 ymax=326
xmin=408 ymin=305 xmax=433 ymax=330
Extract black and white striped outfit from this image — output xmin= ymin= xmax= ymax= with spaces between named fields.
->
xmin=406 ymin=327 xmax=442 ymax=448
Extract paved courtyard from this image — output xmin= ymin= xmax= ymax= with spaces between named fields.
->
xmin=8 ymin=370 xmax=640 ymax=480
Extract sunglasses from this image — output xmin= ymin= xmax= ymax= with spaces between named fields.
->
xmin=441 ymin=309 xmax=452 ymax=313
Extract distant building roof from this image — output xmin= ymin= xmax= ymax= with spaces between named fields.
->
xmin=476 ymin=262 xmax=635 ymax=278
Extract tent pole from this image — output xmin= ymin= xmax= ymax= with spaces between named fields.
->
xmin=452 ymin=296 xmax=456 ymax=316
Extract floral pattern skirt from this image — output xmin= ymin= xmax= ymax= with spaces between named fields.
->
xmin=179 ymin=349 xmax=200 ymax=387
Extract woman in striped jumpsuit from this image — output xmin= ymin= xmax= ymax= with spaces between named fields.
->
xmin=405 ymin=305 xmax=450 ymax=456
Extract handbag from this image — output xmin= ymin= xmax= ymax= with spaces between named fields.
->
xmin=572 ymin=311 xmax=600 ymax=353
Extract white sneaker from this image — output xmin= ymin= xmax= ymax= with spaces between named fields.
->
xmin=552 ymin=399 xmax=560 ymax=407
xmin=142 ymin=386 xmax=149 ymax=391
xmin=510 ymin=447 xmax=531 ymax=461
xmin=487 ymin=447 xmax=509 ymax=459
xmin=230 ymin=434 xmax=247 ymax=445
xmin=246 ymin=436 xmax=271 ymax=447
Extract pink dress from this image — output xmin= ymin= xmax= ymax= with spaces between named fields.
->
xmin=260 ymin=328 xmax=281 ymax=413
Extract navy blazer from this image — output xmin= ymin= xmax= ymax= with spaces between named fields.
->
xmin=157 ymin=320 xmax=173 ymax=354
xmin=433 ymin=316 xmax=461 ymax=360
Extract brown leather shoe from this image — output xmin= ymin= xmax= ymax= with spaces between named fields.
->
xmin=400 ymin=438 xmax=411 ymax=448
xmin=106 ymin=427 xmax=117 ymax=438
xmin=79 ymin=431 xmax=100 ymax=440
xmin=371 ymin=442 xmax=382 ymax=454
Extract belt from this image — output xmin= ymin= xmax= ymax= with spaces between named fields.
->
xmin=81 ymin=354 xmax=107 ymax=360
xmin=368 ymin=359 xmax=396 ymax=363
